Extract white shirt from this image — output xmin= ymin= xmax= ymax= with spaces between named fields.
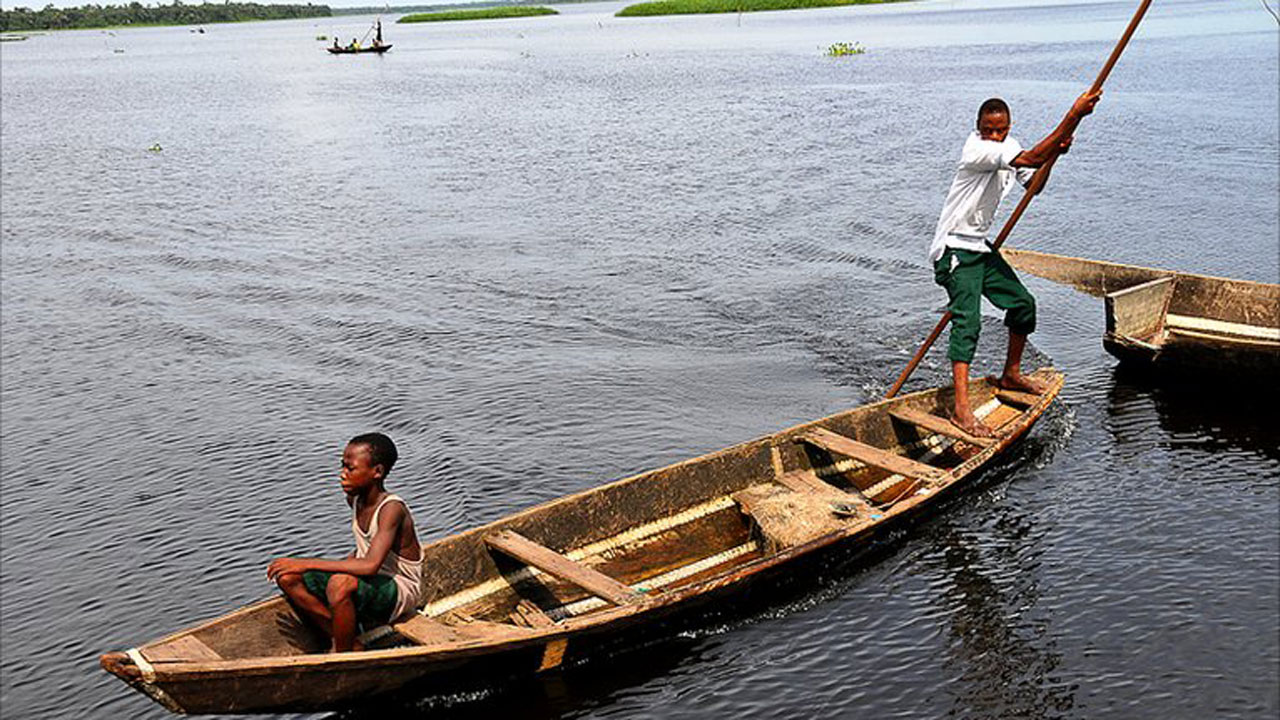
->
xmin=929 ymin=132 xmax=1035 ymax=263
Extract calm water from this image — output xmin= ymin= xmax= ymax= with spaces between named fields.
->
xmin=1 ymin=0 xmax=1277 ymax=717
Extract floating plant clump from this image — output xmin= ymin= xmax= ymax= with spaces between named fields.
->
xmin=826 ymin=41 xmax=866 ymax=56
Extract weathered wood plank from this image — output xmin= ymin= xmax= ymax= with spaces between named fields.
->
xmin=1166 ymin=313 xmax=1280 ymax=341
xmin=995 ymin=390 xmax=1041 ymax=407
xmin=796 ymin=427 xmax=948 ymax=484
xmin=1106 ymin=276 xmax=1174 ymax=339
xmin=392 ymin=614 xmax=463 ymax=646
xmin=451 ymin=619 xmax=540 ymax=642
xmin=484 ymin=530 xmax=642 ymax=606
xmin=143 ymin=634 xmax=223 ymax=663
xmin=511 ymin=600 xmax=556 ymax=629
xmin=889 ymin=407 xmax=995 ymax=447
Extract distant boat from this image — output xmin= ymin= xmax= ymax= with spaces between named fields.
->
xmin=1003 ymin=248 xmax=1280 ymax=375
xmin=328 ymin=18 xmax=390 ymax=54
xmin=327 ymin=43 xmax=391 ymax=54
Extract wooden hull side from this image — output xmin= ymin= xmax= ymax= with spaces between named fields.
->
xmin=128 ymin=643 xmax=546 ymax=714
xmin=104 ymin=372 xmax=1062 ymax=714
xmin=1104 ymin=330 xmax=1280 ymax=376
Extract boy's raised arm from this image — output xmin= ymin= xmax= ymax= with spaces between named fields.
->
xmin=1012 ymin=89 xmax=1102 ymax=168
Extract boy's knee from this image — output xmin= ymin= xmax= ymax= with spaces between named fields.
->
xmin=326 ymin=574 xmax=359 ymax=604
xmin=276 ymin=572 xmax=305 ymax=592
xmin=1005 ymin=294 xmax=1036 ymax=335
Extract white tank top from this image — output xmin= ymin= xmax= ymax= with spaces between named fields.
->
xmin=351 ymin=494 xmax=423 ymax=622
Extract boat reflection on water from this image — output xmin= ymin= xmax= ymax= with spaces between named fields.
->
xmin=928 ymin=511 xmax=1074 ymax=718
xmin=1107 ymin=365 xmax=1280 ymax=464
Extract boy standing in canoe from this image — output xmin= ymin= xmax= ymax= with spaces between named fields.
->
xmin=267 ymin=433 xmax=423 ymax=652
xmin=931 ymin=90 xmax=1100 ymax=437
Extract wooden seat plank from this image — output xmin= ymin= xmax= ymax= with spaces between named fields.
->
xmin=485 ymin=530 xmax=642 ymax=606
xmin=995 ymin=389 xmax=1041 ymax=407
xmin=889 ymin=407 xmax=995 ymax=447
xmin=1166 ymin=313 xmax=1280 ymax=342
xmin=796 ymin=427 xmax=948 ymax=484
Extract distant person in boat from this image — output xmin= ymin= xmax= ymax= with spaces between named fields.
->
xmin=931 ymin=89 xmax=1101 ymax=437
xmin=267 ymin=433 xmax=423 ymax=652
xmin=349 ymin=38 xmax=359 ymax=50
xmin=333 ymin=37 xmax=340 ymax=50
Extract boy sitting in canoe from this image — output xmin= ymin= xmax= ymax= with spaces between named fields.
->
xmin=267 ymin=433 xmax=423 ymax=652
xmin=931 ymin=90 xmax=1101 ymax=437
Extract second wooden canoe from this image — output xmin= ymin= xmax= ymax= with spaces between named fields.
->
xmin=1003 ymin=248 xmax=1280 ymax=375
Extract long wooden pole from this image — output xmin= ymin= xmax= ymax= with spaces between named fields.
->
xmin=885 ymin=0 xmax=1154 ymax=399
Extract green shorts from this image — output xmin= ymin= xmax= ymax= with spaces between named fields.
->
xmin=934 ymin=247 xmax=1037 ymax=364
xmin=302 ymin=570 xmax=398 ymax=628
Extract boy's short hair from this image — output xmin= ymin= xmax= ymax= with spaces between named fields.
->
xmin=977 ymin=97 xmax=1011 ymax=126
xmin=349 ymin=433 xmax=398 ymax=475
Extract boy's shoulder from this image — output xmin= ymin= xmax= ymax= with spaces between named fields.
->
xmin=384 ymin=492 xmax=415 ymax=522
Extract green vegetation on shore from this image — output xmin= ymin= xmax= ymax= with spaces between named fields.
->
xmin=617 ymin=0 xmax=904 ymax=17
xmin=398 ymin=5 xmax=556 ymax=22
xmin=0 ymin=1 xmax=330 ymax=32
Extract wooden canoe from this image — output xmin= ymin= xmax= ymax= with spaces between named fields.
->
xmin=1003 ymin=248 xmax=1280 ymax=375
xmin=100 ymin=370 xmax=1063 ymax=714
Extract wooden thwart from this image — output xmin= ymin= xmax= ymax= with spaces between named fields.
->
xmin=796 ymin=427 xmax=948 ymax=484
xmin=995 ymin=390 xmax=1041 ymax=407
xmin=485 ymin=530 xmax=642 ymax=607
xmin=889 ymin=407 xmax=995 ymax=447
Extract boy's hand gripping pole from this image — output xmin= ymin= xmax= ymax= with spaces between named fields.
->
xmin=884 ymin=0 xmax=1153 ymax=399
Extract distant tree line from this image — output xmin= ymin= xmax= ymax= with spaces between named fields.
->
xmin=1 ymin=1 xmax=331 ymax=31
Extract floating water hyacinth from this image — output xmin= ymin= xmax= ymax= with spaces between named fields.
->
xmin=826 ymin=42 xmax=866 ymax=56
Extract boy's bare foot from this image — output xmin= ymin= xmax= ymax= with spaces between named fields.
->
xmin=989 ymin=373 xmax=1047 ymax=395
xmin=949 ymin=411 xmax=996 ymax=439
